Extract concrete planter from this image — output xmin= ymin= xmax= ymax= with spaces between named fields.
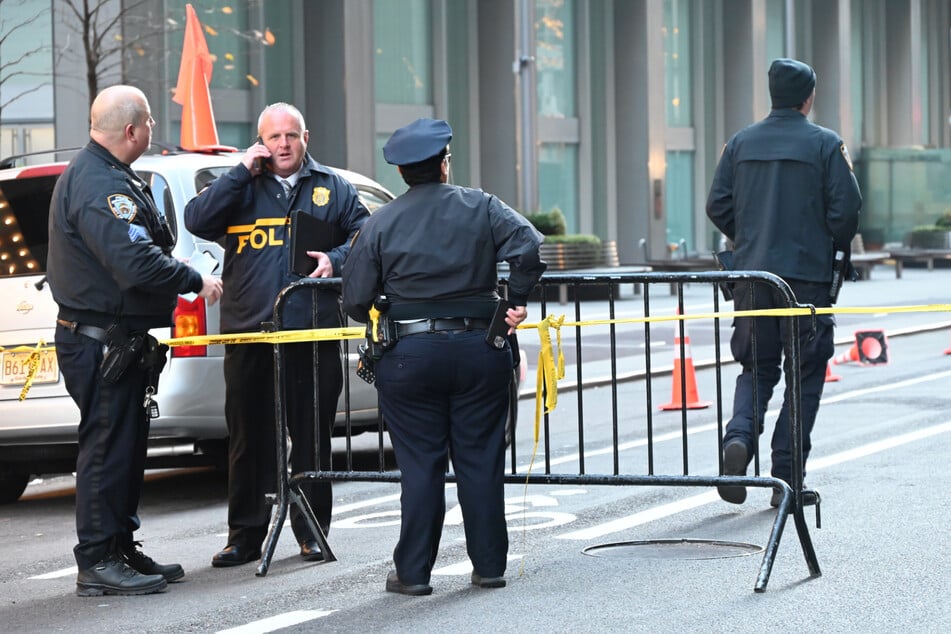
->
xmin=540 ymin=240 xmax=617 ymax=270
xmin=908 ymin=230 xmax=951 ymax=249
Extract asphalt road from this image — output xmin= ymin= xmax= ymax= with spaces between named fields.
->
xmin=2 ymin=265 xmax=950 ymax=633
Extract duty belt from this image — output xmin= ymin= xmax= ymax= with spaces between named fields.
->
xmin=395 ymin=318 xmax=491 ymax=338
xmin=56 ymin=319 xmax=109 ymax=344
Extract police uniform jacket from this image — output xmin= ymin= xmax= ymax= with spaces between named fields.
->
xmin=47 ymin=140 xmax=203 ymax=331
xmin=341 ymin=182 xmax=546 ymax=322
xmin=706 ymin=109 xmax=862 ymax=283
xmin=184 ymin=154 xmax=369 ymax=332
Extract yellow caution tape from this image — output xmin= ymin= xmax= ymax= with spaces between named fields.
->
xmin=161 ymin=326 xmax=365 ymax=348
xmin=13 ymin=303 xmax=951 ymax=402
xmin=533 ymin=314 xmax=565 ymax=441
xmin=18 ymin=341 xmax=44 ymax=401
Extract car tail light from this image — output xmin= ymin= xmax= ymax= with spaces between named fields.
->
xmin=172 ymin=296 xmax=207 ymax=357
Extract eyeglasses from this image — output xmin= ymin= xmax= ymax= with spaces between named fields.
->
xmin=444 ymin=152 xmax=452 ymax=164
xmin=141 ymin=116 xmax=156 ymax=129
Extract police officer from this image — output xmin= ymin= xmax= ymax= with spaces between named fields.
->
xmin=342 ymin=118 xmax=546 ymax=595
xmin=706 ymin=59 xmax=862 ymax=507
xmin=185 ymin=103 xmax=369 ymax=567
xmin=47 ymin=85 xmax=222 ymax=596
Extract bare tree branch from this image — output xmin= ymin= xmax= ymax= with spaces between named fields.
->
xmin=0 ymin=0 xmax=53 ymax=118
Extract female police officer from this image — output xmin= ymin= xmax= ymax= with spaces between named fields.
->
xmin=342 ymin=118 xmax=545 ymax=595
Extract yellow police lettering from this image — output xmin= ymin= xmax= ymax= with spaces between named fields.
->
xmin=248 ymin=228 xmax=268 ymax=249
xmin=235 ymin=228 xmax=285 ymax=253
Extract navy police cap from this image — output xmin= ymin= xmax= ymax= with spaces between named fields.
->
xmin=383 ymin=118 xmax=453 ymax=166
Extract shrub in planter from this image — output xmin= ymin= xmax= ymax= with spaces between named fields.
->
xmin=908 ymin=210 xmax=951 ymax=249
xmin=525 ymin=208 xmax=567 ymax=236
xmin=524 ymin=208 xmax=607 ymax=269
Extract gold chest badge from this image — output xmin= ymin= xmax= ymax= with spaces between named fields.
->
xmin=312 ymin=187 xmax=331 ymax=206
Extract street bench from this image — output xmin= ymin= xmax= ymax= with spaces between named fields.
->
xmin=886 ymin=247 xmax=951 ymax=278
xmin=849 ymin=234 xmax=896 ymax=280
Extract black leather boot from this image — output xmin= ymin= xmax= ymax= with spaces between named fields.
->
xmin=118 ymin=539 xmax=185 ymax=582
xmin=76 ymin=554 xmax=167 ymax=597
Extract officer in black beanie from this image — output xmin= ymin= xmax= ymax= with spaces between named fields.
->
xmin=706 ymin=58 xmax=862 ymax=508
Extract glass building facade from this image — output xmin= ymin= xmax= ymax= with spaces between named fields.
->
xmin=2 ymin=0 xmax=950 ymax=260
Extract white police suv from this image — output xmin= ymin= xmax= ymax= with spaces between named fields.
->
xmin=0 ymin=148 xmax=394 ymax=503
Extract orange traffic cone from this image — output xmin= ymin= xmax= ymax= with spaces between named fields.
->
xmin=660 ymin=313 xmax=711 ymax=411
xmin=172 ymin=4 xmax=236 ymax=152
xmin=833 ymin=330 xmax=889 ymax=365
xmin=832 ymin=343 xmax=860 ymax=365
xmin=824 ymin=362 xmax=841 ymax=382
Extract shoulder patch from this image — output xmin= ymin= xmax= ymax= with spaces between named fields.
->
xmin=839 ymin=143 xmax=854 ymax=172
xmin=312 ymin=186 xmax=331 ymax=206
xmin=108 ymin=194 xmax=138 ymax=221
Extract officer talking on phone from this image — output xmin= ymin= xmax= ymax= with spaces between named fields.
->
xmin=342 ymin=118 xmax=546 ymax=596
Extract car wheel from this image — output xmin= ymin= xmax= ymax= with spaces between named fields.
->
xmin=0 ymin=466 xmax=30 ymax=504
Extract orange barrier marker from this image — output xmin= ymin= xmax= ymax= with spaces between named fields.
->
xmin=660 ymin=314 xmax=712 ymax=411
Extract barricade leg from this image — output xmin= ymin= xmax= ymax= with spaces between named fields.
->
xmin=257 ymin=327 xmax=337 ymax=576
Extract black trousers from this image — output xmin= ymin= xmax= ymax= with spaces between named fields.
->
xmin=725 ymin=279 xmax=835 ymax=482
xmin=222 ymin=341 xmax=342 ymax=549
xmin=375 ymin=329 xmax=512 ymax=585
xmin=55 ymin=323 xmax=150 ymax=571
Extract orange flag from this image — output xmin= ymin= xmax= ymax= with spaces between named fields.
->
xmin=173 ymin=4 xmax=233 ymax=151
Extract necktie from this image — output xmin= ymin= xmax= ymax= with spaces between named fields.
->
xmin=280 ymin=179 xmax=292 ymax=196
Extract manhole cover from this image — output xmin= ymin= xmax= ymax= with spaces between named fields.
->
xmin=583 ymin=538 xmax=763 ymax=560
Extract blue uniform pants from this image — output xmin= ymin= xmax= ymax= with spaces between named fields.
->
xmin=55 ymin=323 xmax=150 ymax=571
xmin=375 ymin=329 xmax=512 ymax=585
xmin=725 ymin=279 xmax=835 ymax=483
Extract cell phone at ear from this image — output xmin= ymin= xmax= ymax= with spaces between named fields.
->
xmin=252 ymin=137 xmax=272 ymax=171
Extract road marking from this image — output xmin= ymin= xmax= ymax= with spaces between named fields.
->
xmin=556 ymin=420 xmax=951 ymax=541
xmin=432 ymin=553 xmax=522 ymax=577
xmin=29 ymin=566 xmax=77 ymax=580
xmin=820 ymin=369 xmax=951 ymax=404
xmin=216 ymin=610 xmax=336 ymax=634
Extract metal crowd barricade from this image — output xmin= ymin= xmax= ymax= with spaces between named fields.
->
xmin=258 ymin=271 xmax=821 ymax=592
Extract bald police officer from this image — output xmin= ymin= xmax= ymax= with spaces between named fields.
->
xmin=342 ymin=118 xmax=546 ymax=595
xmin=706 ymin=59 xmax=862 ymax=507
xmin=48 ymin=85 xmax=222 ymax=596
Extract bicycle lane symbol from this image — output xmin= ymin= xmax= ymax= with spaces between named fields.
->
xmin=332 ymin=488 xmax=585 ymax=531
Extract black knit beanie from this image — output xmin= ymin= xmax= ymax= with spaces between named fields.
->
xmin=769 ymin=58 xmax=816 ymax=108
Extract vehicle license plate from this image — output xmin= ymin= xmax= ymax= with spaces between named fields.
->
xmin=0 ymin=348 xmax=60 ymax=386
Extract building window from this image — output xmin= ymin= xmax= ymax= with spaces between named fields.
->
xmin=663 ymin=0 xmax=695 ymax=251
xmin=373 ymin=0 xmax=433 ymax=195
xmin=374 ymin=0 xmax=432 ymax=106
xmin=538 ymin=143 xmax=578 ymax=233
xmin=0 ymin=0 xmax=54 ymax=154
xmin=537 ymin=0 xmax=576 ymax=119
xmin=536 ymin=0 xmax=579 ymax=229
